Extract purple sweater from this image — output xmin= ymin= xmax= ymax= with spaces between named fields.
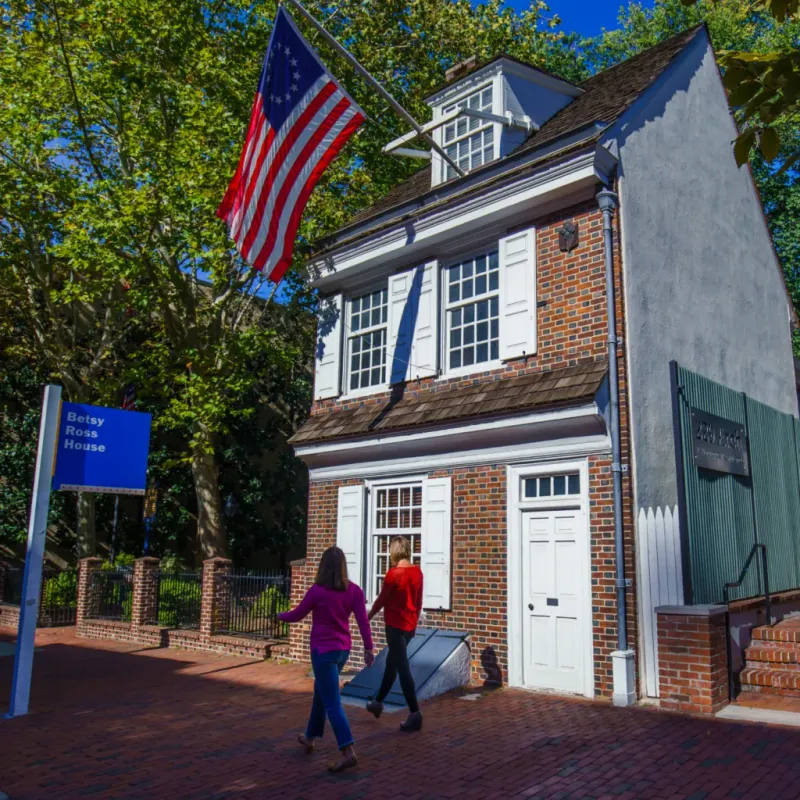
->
xmin=279 ymin=582 xmax=373 ymax=655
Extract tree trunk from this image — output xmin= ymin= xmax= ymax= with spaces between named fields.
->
xmin=76 ymin=491 xmax=96 ymax=557
xmin=190 ymin=424 xmax=227 ymax=559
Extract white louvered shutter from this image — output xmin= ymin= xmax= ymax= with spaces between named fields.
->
xmin=387 ymin=270 xmax=413 ymax=384
xmin=409 ymin=260 xmax=439 ymax=379
xmin=498 ymin=227 xmax=537 ymax=360
xmin=336 ymin=485 xmax=366 ymax=588
xmin=421 ymin=476 xmax=453 ymax=610
xmin=313 ymin=293 xmax=343 ymax=400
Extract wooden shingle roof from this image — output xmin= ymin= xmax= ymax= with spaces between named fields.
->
xmin=337 ymin=26 xmax=704 ymax=237
xmin=291 ymin=359 xmax=608 ymax=445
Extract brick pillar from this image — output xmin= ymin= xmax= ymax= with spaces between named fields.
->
xmin=656 ymin=604 xmax=729 ymax=715
xmin=76 ymin=557 xmax=103 ymax=630
xmin=132 ymin=557 xmax=160 ymax=629
xmin=288 ymin=558 xmax=309 ymax=662
xmin=200 ymin=558 xmax=232 ymax=638
xmin=0 ymin=563 xmax=7 ymax=604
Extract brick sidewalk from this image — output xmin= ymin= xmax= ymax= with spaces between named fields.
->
xmin=2 ymin=628 xmax=800 ymax=799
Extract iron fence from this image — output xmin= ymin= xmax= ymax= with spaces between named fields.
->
xmin=216 ymin=570 xmax=290 ymax=640
xmin=39 ymin=567 xmax=78 ymax=626
xmin=2 ymin=566 xmax=23 ymax=605
xmin=88 ymin=569 xmax=133 ymax=621
xmin=152 ymin=571 xmax=202 ymax=629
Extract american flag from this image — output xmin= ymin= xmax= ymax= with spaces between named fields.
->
xmin=217 ymin=8 xmax=365 ymax=284
xmin=121 ymin=384 xmax=136 ymax=411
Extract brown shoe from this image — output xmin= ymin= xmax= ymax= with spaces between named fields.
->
xmin=297 ymin=734 xmax=315 ymax=754
xmin=328 ymin=754 xmax=358 ymax=773
xmin=400 ymin=711 xmax=423 ymax=731
xmin=366 ymin=698 xmax=384 ymax=719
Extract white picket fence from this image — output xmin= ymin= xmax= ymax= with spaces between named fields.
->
xmin=638 ymin=506 xmax=684 ymax=697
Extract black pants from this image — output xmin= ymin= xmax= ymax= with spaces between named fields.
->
xmin=376 ymin=625 xmax=419 ymax=713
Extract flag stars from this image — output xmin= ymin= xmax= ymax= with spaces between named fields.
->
xmin=290 ymin=57 xmax=298 ymax=67
xmin=293 ymin=71 xmax=300 ymax=81
xmin=284 ymin=45 xmax=291 ymax=56
xmin=290 ymin=83 xmax=299 ymax=92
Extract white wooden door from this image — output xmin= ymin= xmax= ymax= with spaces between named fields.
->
xmin=521 ymin=509 xmax=586 ymax=694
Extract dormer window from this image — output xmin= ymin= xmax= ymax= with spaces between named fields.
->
xmin=442 ymin=85 xmax=495 ymax=181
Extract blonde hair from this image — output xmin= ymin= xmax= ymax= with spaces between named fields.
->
xmin=389 ymin=536 xmax=411 ymax=566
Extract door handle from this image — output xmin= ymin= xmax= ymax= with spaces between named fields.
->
xmin=528 ymin=603 xmax=534 ymax=610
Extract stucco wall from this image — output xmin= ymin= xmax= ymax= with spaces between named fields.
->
xmin=609 ymin=30 xmax=797 ymax=512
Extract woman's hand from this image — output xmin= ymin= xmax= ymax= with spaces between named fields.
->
xmin=364 ymin=649 xmax=375 ymax=668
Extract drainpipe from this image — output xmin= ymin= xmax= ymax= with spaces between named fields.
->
xmin=597 ymin=188 xmax=635 ymax=707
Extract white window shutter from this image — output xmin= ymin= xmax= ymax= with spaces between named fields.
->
xmin=336 ymin=484 xmax=366 ymax=588
xmin=387 ymin=269 xmax=414 ymax=384
xmin=410 ymin=260 xmax=439 ymax=379
xmin=421 ymin=476 xmax=453 ymax=610
xmin=498 ymin=227 xmax=537 ymax=361
xmin=313 ymin=294 xmax=343 ymax=400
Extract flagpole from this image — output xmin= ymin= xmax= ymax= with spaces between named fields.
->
xmin=283 ymin=0 xmax=466 ymax=178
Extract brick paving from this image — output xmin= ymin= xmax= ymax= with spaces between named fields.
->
xmin=2 ymin=628 xmax=800 ymax=799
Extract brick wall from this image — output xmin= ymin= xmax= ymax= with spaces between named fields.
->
xmin=290 ymin=192 xmax=639 ymax=699
xmin=76 ymin=557 xmax=289 ymax=662
xmin=656 ymin=605 xmax=729 ymax=714
xmin=289 ymin=457 xmax=636 ymax=698
xmin=311 ymin=200 xmax=609 ymax=420
xmin=0 ymin=604 xmax=20 ymax=629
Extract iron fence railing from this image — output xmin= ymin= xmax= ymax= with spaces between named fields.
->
xmin=152 ymin=571 xmax=202 ymax=629
xmin=39 ymin=567 xmax=78 ymax=626
xmin=2 ymin=566 xmax=23 ymax=605
xmin=216 ymin=570 xmax=290 ymax=640
xmin=88 ymin=569 xmax=133 ymax=621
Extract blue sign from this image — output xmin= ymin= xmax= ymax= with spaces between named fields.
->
xmin=52 ymin=402 xmax=152 ymax=495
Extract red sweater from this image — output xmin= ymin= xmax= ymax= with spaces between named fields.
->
xmin=371 ymin=565 xmax=424 ymax=632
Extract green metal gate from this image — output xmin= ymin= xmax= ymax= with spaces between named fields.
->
xmin=673 ymin=363 xmax=800 ymax=604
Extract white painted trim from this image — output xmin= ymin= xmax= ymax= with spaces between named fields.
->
xmin=507 ymin=459 xmax=594 ymax=699
xmin=310 ymin=150 xmax=607 ymax=288
xmin=296 ymin=403 xmax=600 ymax=459
xmin=308 ymin=433 xmax=610 ymax=482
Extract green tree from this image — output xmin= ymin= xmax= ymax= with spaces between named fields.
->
xmin=1 ymin=0 xmax=580 ymax=558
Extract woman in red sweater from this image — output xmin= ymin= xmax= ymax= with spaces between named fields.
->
xmin=366 ymin=536 xmax=424 ymax=731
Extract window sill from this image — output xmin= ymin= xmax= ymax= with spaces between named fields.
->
xmin=438 ymin=359 xmax=504 ymax=381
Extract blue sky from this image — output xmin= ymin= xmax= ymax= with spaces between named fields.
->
xmin=493 ymin=0 xmax=655 ymax=38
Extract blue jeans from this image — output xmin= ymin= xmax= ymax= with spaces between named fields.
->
xmin=307 ymin=649 xmax=353 ymax=749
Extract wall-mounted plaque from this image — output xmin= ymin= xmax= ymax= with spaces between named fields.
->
xmin=690 ymin=407 xmax=749 ymax=477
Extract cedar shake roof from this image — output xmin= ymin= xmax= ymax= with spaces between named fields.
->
xmin=290 ymin=359 xmax=608 ymax=445
xmin=337 ymin=26 xmax=704 ymax=236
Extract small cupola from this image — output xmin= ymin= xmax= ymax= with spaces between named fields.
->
xmin=383 ymin=55 xmax=583 ymax=188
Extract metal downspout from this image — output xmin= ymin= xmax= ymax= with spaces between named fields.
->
xmin=597 ymin=188 xmax=629 ymax=657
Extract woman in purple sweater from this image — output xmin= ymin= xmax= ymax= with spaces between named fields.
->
xmin=279 ymin=546 xmax=374 ymax=773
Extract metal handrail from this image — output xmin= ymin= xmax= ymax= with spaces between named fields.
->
xmin=722 ymin=542 xmax=771 ymax=701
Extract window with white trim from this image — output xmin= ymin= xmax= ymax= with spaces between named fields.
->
xmin=347 ymin=289 xmax=388 ymax=391
xmin=445 ymin=249 xmax=500 ymax=371
xmin=442 ymin=85 xmax=494 ymax=180
xmin=371 ymin=483 xmax=423 ymax=598
xmin=523 ymin=472 xmax=581 ymax=499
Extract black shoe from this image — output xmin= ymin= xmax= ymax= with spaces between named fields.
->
xmin=400 ymin=711 xmax=422 ymax=731
xmin=366 ymin=698 xmax=383 ymax=719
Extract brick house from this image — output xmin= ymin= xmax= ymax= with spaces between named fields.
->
xmin=288 ymin=25 xmax=798 ymax=706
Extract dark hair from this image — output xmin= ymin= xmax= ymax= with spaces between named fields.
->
xmin=315 ymin=546 xmax=349 ymax=591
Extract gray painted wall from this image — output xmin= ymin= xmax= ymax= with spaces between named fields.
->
xmin=606 ymin=30 xmax=797 ymax=511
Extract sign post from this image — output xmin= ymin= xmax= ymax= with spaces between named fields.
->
xmin=7 ymin=393 xmax=152 ymax=718
xmin=7 ymin=385 xmax=62 ymax=719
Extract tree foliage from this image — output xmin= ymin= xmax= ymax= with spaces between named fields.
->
xmin=588 ymin=0 xmax=800 ymax=353
xmin=672 ymin=0 xmax=800 ymax=167
xmin=1 ymin=0 xmax=582 ymax=560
